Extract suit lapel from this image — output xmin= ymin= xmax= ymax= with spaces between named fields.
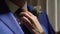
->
xmin=0 ymin=12 xmax=24 ymax=34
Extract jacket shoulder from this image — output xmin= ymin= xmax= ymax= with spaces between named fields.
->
xmin=0 ymin=19 xmax=13 ymax=34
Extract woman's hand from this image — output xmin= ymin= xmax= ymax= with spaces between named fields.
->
xmin=18 ymin=10 xmax=44 ymax=34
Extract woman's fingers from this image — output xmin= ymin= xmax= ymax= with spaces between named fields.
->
xmin=19 ymin=11 xmax=44 ymax=33
xmin=19 ymin=12 xmax=36 ymax=26
xmin=19 ymin=16 xmax=37 ymax=33
xmin=19 ymin=16 xmax=35 ymax=29
xmin=26 ymin=11 xmax=35 ymax=16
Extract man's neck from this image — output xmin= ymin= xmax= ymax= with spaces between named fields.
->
xmin=5 ymin=0 xmax=27 ymax=13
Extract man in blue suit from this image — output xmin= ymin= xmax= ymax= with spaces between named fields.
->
xmin=0 ymin=0 xmax=55 ymax=34
xmin=0 ymin=0 xmax=44 ymax=34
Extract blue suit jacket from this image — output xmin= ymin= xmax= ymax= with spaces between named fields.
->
xmin=0 ymin=12 xmax=24 ymax=34
xmin=0 ymin=0 xmax=34 ymax=34
xmin=0 ymin=0 xmax=24 ymax=34
xmin=0 ymin=0 xmax=55 ymax=33
xmin=38 ymin=11 xmax=55 ymax=34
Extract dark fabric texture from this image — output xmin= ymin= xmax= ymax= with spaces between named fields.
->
xmin=0 ymin=0 xmax=10 ymax=14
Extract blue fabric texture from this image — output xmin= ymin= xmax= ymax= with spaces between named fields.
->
xmin=0 ymin=12 xmax=24 ymax=34
xmin=38 ymin=11 xmax=55 ymax=34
